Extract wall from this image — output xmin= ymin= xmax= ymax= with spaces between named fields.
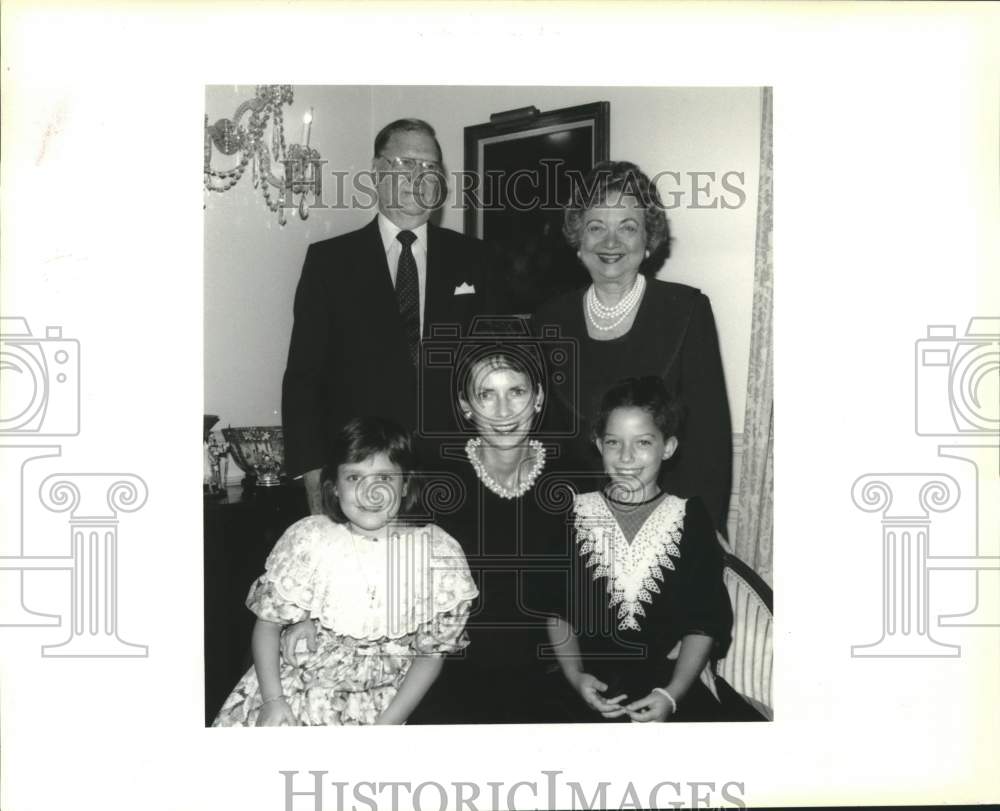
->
xmin=205 ymin=86 xmax=761 ymax=437
xmin=204 ymin=85 xmax=373 ymax=429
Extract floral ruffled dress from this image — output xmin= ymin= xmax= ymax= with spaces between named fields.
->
xmin=213 ymin=515 xmax=478 ymax=726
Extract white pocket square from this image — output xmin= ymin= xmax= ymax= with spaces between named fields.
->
xmin=453 ymin=282 xmax=476 ymax=295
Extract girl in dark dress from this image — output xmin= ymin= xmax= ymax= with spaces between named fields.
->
xmin=548 ymin=376 xmax=734 ymax=722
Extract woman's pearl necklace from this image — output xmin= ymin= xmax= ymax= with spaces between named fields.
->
xmin=585 ymin=274 xmax=646 ymax=332
xmin=465 ymin=438 xmax=546 ymax=500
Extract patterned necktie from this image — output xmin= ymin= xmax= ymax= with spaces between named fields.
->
xmin=395 ymin=229 xmax=420 ymax=367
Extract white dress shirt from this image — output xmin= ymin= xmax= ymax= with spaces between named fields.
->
xmin=378 ymin=214 xmax=428 ymax=334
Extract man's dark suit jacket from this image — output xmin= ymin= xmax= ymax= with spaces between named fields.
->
xmin=282 ymin=217 xmax=494 ymax=477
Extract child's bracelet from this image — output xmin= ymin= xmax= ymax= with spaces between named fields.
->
xmin=261 ymin=694 xmax=286 ymax=706
xmin=653 ymin=687 xmax=677 ymax=714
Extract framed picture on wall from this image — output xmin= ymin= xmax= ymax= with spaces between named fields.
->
xmin=463 ymin=101 xmax=610 ymax=313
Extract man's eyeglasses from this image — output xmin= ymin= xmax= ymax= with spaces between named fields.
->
xmin=379 ymin=155 xmax=444 ymax=178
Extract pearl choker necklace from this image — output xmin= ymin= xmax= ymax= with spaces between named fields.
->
xmin=465 ymin=438 xmax=546 ymax=499
xmin=585 ymin=274 xmax=646 ymax=332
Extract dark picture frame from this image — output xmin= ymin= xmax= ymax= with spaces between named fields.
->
xmin=463 ymin=102 xmax=610 ymax=313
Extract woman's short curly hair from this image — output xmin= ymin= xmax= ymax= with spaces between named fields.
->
xmin=563 ymin=161 xmax=671 ymax=271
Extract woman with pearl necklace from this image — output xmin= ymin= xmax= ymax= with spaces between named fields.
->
xmin=533 ymin=160 xmax=733 ymax=534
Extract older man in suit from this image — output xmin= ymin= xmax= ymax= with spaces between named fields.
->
xmin=282 ymin=118 xmax=495 ymax=513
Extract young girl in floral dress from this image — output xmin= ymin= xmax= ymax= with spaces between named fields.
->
xmin=548 ymin=376 xmax=735 ymax=722
xmin=213 ymin=417 xmax=478 ymax=726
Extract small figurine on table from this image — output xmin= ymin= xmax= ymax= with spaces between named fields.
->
xmin=205 ymin=432 xmax=230 ymax=497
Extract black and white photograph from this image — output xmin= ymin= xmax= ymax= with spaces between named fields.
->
xmin=202 ymin=85 xmax=773 ymax=729
xmin=2 ymin=4 xmax=998 ymax=810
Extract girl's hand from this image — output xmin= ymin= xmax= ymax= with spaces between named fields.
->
xmin=624 ymin=691 xmax=674 ymax=722
xmin=571 ymin=672 xmax=629 ymax=718
xmin=281 ymin=620 xmax=318 ymax=664
xmin=256 ymin=697 xmax=296 ymax=727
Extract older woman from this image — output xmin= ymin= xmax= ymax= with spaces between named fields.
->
xmin=533 ymin=160 xmax=733 ymax=532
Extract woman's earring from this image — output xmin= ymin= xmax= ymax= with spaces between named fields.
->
xmin=645 ymin=249 xmax=650 ymax=258
xmin=463 ymin=410 xmax=472 ymax=420
xmin=534 ymin=402 xmax=542 ymax=413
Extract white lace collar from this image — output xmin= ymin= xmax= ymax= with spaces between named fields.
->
xmin=262 ymin=518 xmax=478 ymax=641
xmin=573 ymin=491 xmax=686 ymax=631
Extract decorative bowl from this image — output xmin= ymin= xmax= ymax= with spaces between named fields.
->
xmin=222 ymin=426 xmax=285 ymax=487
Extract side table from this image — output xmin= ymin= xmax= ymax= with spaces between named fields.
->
xmin=203 ymin=482 xmax=308 ymax=724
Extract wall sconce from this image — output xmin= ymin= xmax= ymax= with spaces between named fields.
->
xmin=204 ymin=85 xmax=322 ymax=226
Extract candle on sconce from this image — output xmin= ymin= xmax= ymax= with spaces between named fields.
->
xmin=303 ymin=108 xmax=313 ymax=148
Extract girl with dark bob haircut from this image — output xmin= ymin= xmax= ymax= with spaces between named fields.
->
xmin=213 ymin=412 xmax=478 ymax=727
xmin=320 ymin=416 xmax=419 ymax=521
xmin=592 ymin=375 xmax=684 ymax=442
xmin=562 ymin=160 xmax=672 ymax=267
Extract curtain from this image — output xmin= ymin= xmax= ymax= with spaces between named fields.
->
xmin=735 ymin=87 xmax=774 ymax=586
